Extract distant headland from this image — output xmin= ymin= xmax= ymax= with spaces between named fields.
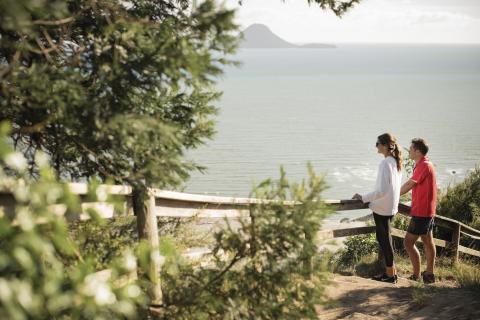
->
xmin=240 ymin=24 xmax=335 ymax=49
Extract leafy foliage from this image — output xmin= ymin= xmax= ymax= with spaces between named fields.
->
xmin=437 ymin=167 xmax=480 ymax=230
xmin=304 ymin=0 xmax=361 ymax=17
xmin=333 ymin=234 xmax=378 ymax=270
xmin=0 ymin=1 xmax=362 ymax=318
xmin=69 ymin=215 xmax=213 ymax=270
xmin=1 ymin=123 xmax=335 ymax=319
xmin=0 ymin=0 xmax=239 ymax=190
xmin=0 ymin=123 xmax=147 ymax=319
xmin=435 ymin=167 xmax=480 ymax=250
xmin=0 ymin=0 xmax=362 ymax=190
xmin=157 ymin=166 xmax=333 ymax=319
xmin=401 ymin=151 xmax=415 ymax=202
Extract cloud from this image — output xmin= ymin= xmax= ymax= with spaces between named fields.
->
xmin=373 ymin=9 xmax=478 ymax=26
xmin=391 ymin=0 xmax=480 ymax=7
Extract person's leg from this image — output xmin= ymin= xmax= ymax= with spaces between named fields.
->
xmin=374 ymin=213 xmax=395 ymax=277
xmin=404 ymin=231 xmax=421 ymax=278
xmin=373 ymin=212 xmax=382 ymax=245
xmin=421 ymin=230 xmax=436 ymax=275
xmin=385 ymin=215 xmax=396 ymax=276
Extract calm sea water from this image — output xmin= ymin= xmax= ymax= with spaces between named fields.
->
xmin=185 ymin=45 xmax=480 ymax=221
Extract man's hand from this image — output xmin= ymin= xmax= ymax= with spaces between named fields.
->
xmin=400 ymin=179 xmax=417 ymax=195
xmin=352 ymin=193 xmax=362 ymax=201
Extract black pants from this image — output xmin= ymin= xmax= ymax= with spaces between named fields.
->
xmin=373 ymin=212 xmax=394 ymax=268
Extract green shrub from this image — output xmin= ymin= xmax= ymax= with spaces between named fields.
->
xmin=69 ymin=216 xmax=211 ymax=271
xmin=1 ymin=121 xmax=335 ymax=320
xmin=0 ymin=123 xmax=147 ymax=319
xmin=437 ymin=167 xmax=480 ymax=230
xmin=352 ymin=255 xmax=384 ymax=277
xmin=333 ymin=234 xmax=378 ymax=270
xmin=435 ymin=167 xmax=480 ymax=251
xmin=157 ymin=165 xmax=333 ymax=319
xmin=391 ymin=215 xmax=409 ymax=253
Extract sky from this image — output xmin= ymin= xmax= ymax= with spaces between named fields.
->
xmin=223 ymin=0 xmax=480 ymax=44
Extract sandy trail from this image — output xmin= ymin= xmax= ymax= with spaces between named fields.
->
xmin=316 ymin=274 xmax=480 ymax=320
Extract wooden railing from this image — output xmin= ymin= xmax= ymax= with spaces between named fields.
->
xmin=318 ymin=201 xmax=480 ymax=262
xmin=2 ymin=182 xmax=480 ymax=305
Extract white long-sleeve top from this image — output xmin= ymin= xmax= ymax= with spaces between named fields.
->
xmin=361 ymin=156 xmax=402 ymax=216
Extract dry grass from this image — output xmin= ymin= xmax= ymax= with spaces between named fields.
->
xmin=332 ymin=251 xmax=479 ymax=290
xmin=454 ymin=262 xmax=480 ymax=290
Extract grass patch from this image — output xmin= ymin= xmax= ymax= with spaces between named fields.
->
xmin=454 ymin=263 xmax=480 ymax=290
xmin=351 ymin=254 xmax=384 ymax=277
xmin=410 ymin=285 xmax=435 ymax=309
xmin=330 ymin=248 xmax=479 ymax=289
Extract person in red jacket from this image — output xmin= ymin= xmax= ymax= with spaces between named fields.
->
xmin=400 ymin=138 xmax=437 ymax=284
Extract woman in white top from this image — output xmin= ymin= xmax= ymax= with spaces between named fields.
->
xmin=353 ymin=133 xmax=402 ymax=283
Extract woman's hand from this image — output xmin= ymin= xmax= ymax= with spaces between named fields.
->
xmin=352 ymin=193 xmax=362 ymax=201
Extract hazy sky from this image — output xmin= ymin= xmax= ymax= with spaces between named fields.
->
xmin=224 ymin=0 xmax=480 ymax=44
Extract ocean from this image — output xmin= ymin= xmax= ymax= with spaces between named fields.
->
xmin=185 ymin=45 xmax=480 ymax=221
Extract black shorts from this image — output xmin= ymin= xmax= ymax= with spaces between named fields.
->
xmin=407 ymin=216 xmax=435 ymax=235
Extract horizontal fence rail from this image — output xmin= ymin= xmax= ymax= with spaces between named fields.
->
xmin=0 ymin=183 xmax=480 ymax=256
xmin=1 ymin=182 xmax=479 ymax=251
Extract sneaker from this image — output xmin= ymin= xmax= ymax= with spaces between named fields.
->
xmin=407 ymin=274 xmax=421 ymax=282
xmin=372 ymin=273 xmax=397 ymax=284
xmin=381 ymin=274 xmax=398 ymax=284
xmin=422 ymin=271 xmax=436 ymax=284
xmin=372 ymin=273 xmax=388 ymax=281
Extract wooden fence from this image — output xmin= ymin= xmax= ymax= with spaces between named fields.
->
xmin=2 ymin=182 xmax=480 ymax=306
xmin=317 ymin=201 xmax=480 ymax=262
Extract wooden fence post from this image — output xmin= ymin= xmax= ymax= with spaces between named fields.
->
xmin=450 ymin=223 xmax=461 ymax=264
xmin=134 ymin=187 xmax=163 ymax=306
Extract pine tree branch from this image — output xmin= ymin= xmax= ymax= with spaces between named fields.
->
xmin=33 ymin=17 xmax=74 ymax=26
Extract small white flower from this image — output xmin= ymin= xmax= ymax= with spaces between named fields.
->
xmin=16 ymin=207 xmax=34 ymax=231
xmin=126 ymin=285 xmax=141 ymax=298
xmin=45 ymin=186 xmax=63 ymax=204
xmin=83 ymin=274 xmax=117 ymax=306
xmin=34 ymin=151 xmax=50 ymax=167
xmin=17 ymin=282 xmax=33 ymax=309
xmin=0 ymin=279 xmax=12 ymax=300
xmin=101 ymin=64 xmax=112 ymax=73
xmin=115 ymin=45 xmax=128 ymax=59
xmin=14 ymin=179 xmax=29 ymax=202
xmin=116 ymin=300 xmax=135 ymax=316
xmin=5 ymin=152 xmax=28 ymax=172
xmin=94 ymin=283 xmax=117 ymax=305
xmin=123 ymin=251 xmax=137 ymax=271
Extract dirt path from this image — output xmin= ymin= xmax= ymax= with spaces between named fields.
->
xmin=316 ymin=274 xmax=480 ymax=320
